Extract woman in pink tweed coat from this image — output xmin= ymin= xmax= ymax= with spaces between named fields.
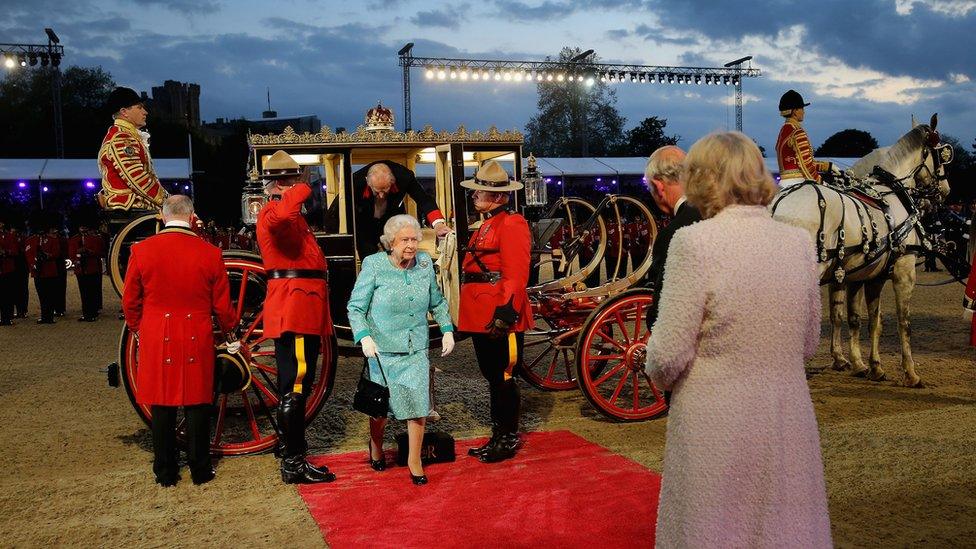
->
xmin=645 ymin=131 xmax=831 ymax=548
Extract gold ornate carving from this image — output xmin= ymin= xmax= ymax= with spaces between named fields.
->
xmin=248 ymin=124 xmax=523 ymax=146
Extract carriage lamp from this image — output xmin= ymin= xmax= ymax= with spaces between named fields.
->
xmin=241 ymin=165 xmax=267 ymax=226
xmin=523 ymin=153 xmax=547 ymax=207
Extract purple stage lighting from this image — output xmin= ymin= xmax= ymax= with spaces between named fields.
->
xmin=18 ymin=181 xmax=27 ymax=188
xmin=596 ymin=177 xmax=602 ymax=182
xmin=84 ymin=180 xmax=95 ymax=189
xmin=183 ymin=185 xmax=190 ymax=190
xmin=42 ymin=186 xmax=49 ymax=192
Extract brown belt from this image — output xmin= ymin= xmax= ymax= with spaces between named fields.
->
xmin=461 ymin=271 xmax=502 ymax=284
xmin=268 ymin=269 xmax=328 ymax=281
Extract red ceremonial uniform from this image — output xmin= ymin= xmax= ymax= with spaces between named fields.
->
xmin=121 ymin=226 xmax=237 ymax=406
xmin=257 ymin=183 xmax=333 ymax=339
xmin=24 ymin=234 xmax=63 ymax=278
xmin=459 ymin=209 xmax=534 ymax=333
xmin=98 ymin=119 xmax=167 ymax=210
xmin=963 ymin=257 xmax=976 ymax=346
xmin=0 ymin=231 xmax=17 ymax=275
xmin=775 ymin=120 xmax=830 ymax=183
xmin=68 ymin=233 xmax=106 ymax=275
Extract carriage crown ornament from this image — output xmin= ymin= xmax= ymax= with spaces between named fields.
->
xmin=364 ymin=102 xmax=395 ymax=132
xmin=522 ymin=153 xmax=547 ymax=207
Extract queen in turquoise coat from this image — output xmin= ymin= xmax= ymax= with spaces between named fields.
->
xmin=347 ymin=214 xmax=454 ymax=485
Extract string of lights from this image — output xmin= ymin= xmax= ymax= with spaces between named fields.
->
xmin=398 ymin=44 xmax=760 ymax=131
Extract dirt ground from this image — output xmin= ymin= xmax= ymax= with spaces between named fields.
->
xmin=0 ymin=271 xmax=974 ymax=548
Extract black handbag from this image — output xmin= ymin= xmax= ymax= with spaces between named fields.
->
xmin=395 ymin=431 xmax=456 ymax=465
xmin=352 ymin=357 xmax=389 ymax=418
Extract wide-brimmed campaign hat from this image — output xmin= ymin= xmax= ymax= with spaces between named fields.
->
xmin=261 ymin=150 xmax=302 ymax=180
xmin=460 ymin=160 xmax=523 ymax=192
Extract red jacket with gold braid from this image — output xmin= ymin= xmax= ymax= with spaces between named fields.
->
xmin=0 ymin=231 xmax=18 ymax=274
xmin=24 ymin=234 xmax=64 ymax=278
xmin=68 ymin=233 xmax=106 ymax=276
xmin=257 ymin=183 xmax=333 ymax=340
xmin=458 ymin=208 xmax=534 ymax=333
xmin=122 ymin=226 xmax=238 ymax=406
xmin=98 ymin=119 xmax=167 ymax=210
xmin=775 ymin=120 xmax=830 ymax=182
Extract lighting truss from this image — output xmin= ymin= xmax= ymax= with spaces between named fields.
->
xmin=398 ymin=44 xmax=760 ymax=131
xmin=0 ymin=43 xmax=64 ymax=68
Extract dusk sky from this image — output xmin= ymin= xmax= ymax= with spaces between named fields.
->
xmin=3 ymin=0 xmax=975 ymax=153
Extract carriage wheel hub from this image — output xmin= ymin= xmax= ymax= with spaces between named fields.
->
xmin=626 ymin=343 xmax=647 ymax=371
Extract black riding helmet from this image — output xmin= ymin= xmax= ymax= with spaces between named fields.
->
xmin=779 ymin=89 xmax=810 ymax=111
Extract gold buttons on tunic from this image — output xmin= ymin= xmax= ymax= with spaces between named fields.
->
xmin=164 ymin=313 xmax=170 ymax=318
xmin=165 ymin=358 xmax=171 ymax=364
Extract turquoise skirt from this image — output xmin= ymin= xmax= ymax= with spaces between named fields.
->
xmin=367 ymin=351 xmax=430 ymax=420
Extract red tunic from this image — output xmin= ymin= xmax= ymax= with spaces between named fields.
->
xmin=121 ymin=227 xmax=237 ymax=406
xmin=24 ymin=234 xmax=64 ymax=278
xmin=257 ymin=183 xmax=333 ymax=339
xmin=68 ymin=233 xmax=106 ymax=276
xmin=964 ymin=255 xmax=976 ymax=346
xmin=458 ymin=209 xmax=534 ymax=333
xmin=0 ymin=231 xmax=17 ymax=275
xmin=775 ymin=120 xmax=830 ymax=182
xmin=97 ymin=119 xmax=167 ymax=211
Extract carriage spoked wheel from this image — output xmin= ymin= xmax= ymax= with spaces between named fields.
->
xmin=118 ymin=250 xmax=337 ymax=456
xmin=520 ymin=318 xmax=580 ymax=391
xmin=575 ymin=289 xmax=668 ymax=422
xmin=108 ymin=213 xmax=162 ymax=297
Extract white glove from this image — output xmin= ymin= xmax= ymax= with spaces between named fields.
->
xmin=360 ymin=335 xmax=378 ymax=358
xmin=964 ymin=309 xmax=973 ymax=323
xmin=226 ymin=340 xmax=241 ymax=354
xmin=440 ymin=331 xmax=455 ymax=357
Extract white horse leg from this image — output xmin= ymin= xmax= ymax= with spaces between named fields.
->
xmin=846 ymin=281 xmax=869 ymax=375
xmin=863 ymin=278 xmax=886 ymax=381
xmin=890 ymin=254 xmax=923 ymax=387
xmin=828 ymin=282 xmax=851 ymax=371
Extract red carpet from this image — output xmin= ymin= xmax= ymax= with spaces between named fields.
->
xmin=300 ymin=430 xmax=660 ymax=548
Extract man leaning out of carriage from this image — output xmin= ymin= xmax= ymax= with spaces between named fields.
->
xmin=347 ymin=214 xmax=455 ymax=486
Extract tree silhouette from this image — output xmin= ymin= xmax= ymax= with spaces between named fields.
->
xmin=815 ymin=129 xmax=878 ymax=158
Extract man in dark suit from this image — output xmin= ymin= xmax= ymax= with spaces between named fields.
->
xmin=325 ymin=160 xmax=449 ymax=260
xmin=645 ymin=146 xmax=701 ymax=328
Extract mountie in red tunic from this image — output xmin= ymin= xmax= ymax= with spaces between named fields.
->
xmin=458 ymin=208 xmax=534 ymax=333
xmin=68 ymin=233 xmax=105 ymax=275
xmin=775 ymin=120 xmax=830 ymax=183
xmin=97 ymin=119 xmax=167 ymax=211
xmin=24 ymin=234 xmax=64 ymax=278
xmin=122 ymin=226 xmax=238 ymax=406
xmin=257 ymin=183 xmax=333 ymax=340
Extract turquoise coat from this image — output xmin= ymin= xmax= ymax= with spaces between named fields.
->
xmin=347 ymin=251 xmax=453 ymax=352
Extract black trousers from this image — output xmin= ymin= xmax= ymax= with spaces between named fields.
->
xmin=76 ymin=274 xmax=102 ymax=318
xmin=14 ymin=264 xmax=28 ymax=316
xmin=151 ymin=404 xmax=211 ymax=481
xmin=34 ymin=277 xmax=57 ymax=322
xmin=55 ymin=269 xmax=67 ymax=315
xmin=0 ymin=272 xmax=13 ymax=322
xmin=274 ymin=332 xmax=320 ymax=397
xmin=471 ymin=331 xmax=525 ymax=434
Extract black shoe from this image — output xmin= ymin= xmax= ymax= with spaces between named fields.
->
xmin=368 ymin=442 xmax=386 ymax=471
xmin=36 ymin=318 xmax=55 ymax=324
xmin=77 ymin=316 xmax=96 ymax=322
xmin=478 ymin=433 xmax=522 ymax=464
xmin=155 ymin=474 xmax=180 ymax=487
xmin=411 ymin=473 xmax=429 ymax=486
xmin=54 ymin=311 xmax=64 ymax=317
xmin=14 ymin=313 xmax=27 ymax=319
xmin=191 ymin=468 xmax=216 ymax=485
xmin=280 ymin=457 xmax=336 ymax=484
xmin=467 ymin=432 xmax=499 ymax=457
xmin=0 ymin=320 xmax=11 ymax=326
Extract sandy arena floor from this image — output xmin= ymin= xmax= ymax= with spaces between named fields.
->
xmin=0 ymin=272 xmax=974 ymax=548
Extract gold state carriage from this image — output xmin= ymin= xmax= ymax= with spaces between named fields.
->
xmin=109 ymin=109 xmax=668 ymax=456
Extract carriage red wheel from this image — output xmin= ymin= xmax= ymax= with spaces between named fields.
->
xmin=119 ymin=251 xmax=337 ymax=456
xmin=520 ymin=319 xmax=579 ymax=391
xmin=575 ymin=289 xmax=667 ymax=421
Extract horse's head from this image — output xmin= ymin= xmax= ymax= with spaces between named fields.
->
xmin=912 ymin=113 xmax=952 ymax=201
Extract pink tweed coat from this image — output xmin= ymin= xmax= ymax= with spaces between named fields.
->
xmin=645 ymin=205 xmax=831 ymax=548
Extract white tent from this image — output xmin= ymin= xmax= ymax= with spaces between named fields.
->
xmin=0 ymin=158 xmax=192 ymax=181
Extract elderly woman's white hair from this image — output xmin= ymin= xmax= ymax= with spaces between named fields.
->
xmin=380 ymin=214 xmax=422 ymax=250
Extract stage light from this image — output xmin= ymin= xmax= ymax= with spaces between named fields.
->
xmin=546 ymin=73 xmax=554 ymax=81
xmin=39 ymin=53 xmax=49 ymax=67
xmin=42 ymin=186 xmax=49 ymax=192
xmin=585 ymin=77 xmax=594 ymax=86
xmin=481 ymin=69 xmax=489 ymax=80
xmin=556 ymin=73 xmax=564 ymax=82
xmin=425 ymin=67 xmax=434 ymax=79
xmin=184 ymin=185 xmax=190 ymax=190
xmin=494 ymin=72 xmax=502 ymax=81
xmin=4 ymin=56 xmax=14 ymax=69
xmin=17 ymin=181 xmax=27 ymax=189
xmin=514 ymin=71 xmax=523 ymax=82
xmin=84 ymin=180 xmax=95 ymax=189
xmin=630 ymin=73 xmax=637 ymax=82
xmin=600 ymin=74 xmax=607 ymax=82
xmin=536 ymin=72 xmax=543 ymax=81
xmin=639 ymin=73 xmax=645 ymax=83
xmin=18 ymin=54 xmax=27 ymax=67
xmin=694 ymin=75 xmax=701 ymax=84
xmin=449 ymin=69 xmax=457 ymax=79
xmin=732 ymin=76 xmax=740 ymax=85
xmin=723 ymin=75 xmax=730 ymax=85
xmin=459 ymin=69 xmax=469 ymax=80
xmin=658 ymin=74 xmax=665 ymax=83
xmin=596 ymin=177 xmax=602 ymax=182
xmin=471 ymin=71 xmax=480 ymax=80
xmin=28 ymin=53 xmax=37 ymax=66
xmin=436 ymin=67 xmax=446 ymax=80
xmin=51 ymin=53 xmax=60 ymax=67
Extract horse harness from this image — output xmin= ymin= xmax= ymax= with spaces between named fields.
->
xmin=770 ymin=170 xmax=926 ymax=284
